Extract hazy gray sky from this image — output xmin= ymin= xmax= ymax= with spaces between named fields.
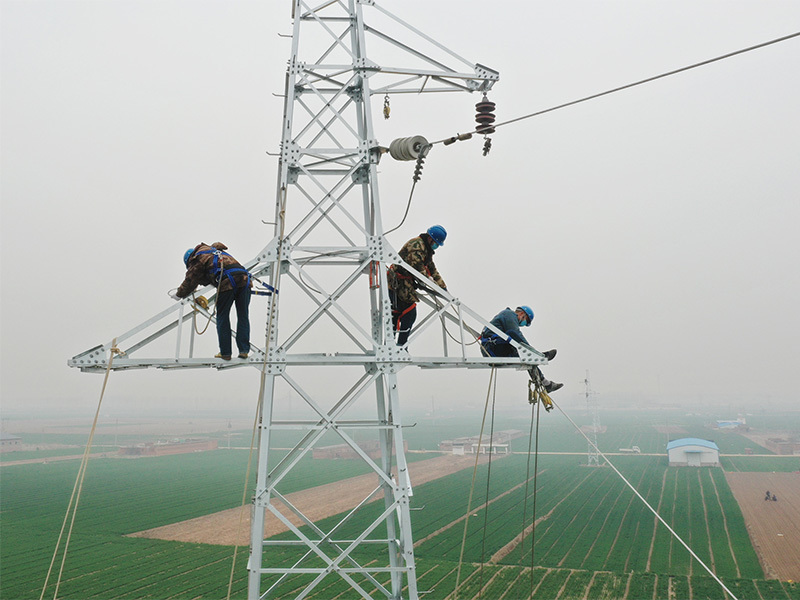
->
xmin=2 ymin=0 xmax=799 ymax=419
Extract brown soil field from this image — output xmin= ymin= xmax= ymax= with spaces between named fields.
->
xmin=725 ymin=472 xmax=800 ymax=581
xmin=0 ymin=452 xmax=109 ymax=466
xmin=129 ymin=453 xmax=492 ymax=546
xmin=739 ymin=430 xmax=796 ymax=453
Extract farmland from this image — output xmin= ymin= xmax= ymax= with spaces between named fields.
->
xmin=2 ymin=409 xmax=799 ymax=599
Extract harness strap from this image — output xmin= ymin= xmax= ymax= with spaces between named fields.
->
xmin=195 ymin=249 xmax=251 ymax=289
xmin=480 ymin=332 xmax=512 ymax=344
xmin=393 ymin=269 xmax=414 ymax=281
xmin=222 ymin=267 xmax=251 ymax=290
xmin=393 ymin=302 xmax=416 ymax=330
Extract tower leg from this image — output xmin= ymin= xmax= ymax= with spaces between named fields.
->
xmin=248 ymin=374 xmax=277 ymax=600
xmin=384 ymin=370 xmax=418 ymax=599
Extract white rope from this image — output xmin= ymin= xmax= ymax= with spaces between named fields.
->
xmin=40 ymin=340 xmax=122 ymax=600
xmin=451 ymin=368 xmax=497 ymax=600
xmin=550 ymin=398 xmax=739 ymax=600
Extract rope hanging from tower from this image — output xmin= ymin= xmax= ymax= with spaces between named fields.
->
xmin=40 ymin=340 xmax=124 ymax=600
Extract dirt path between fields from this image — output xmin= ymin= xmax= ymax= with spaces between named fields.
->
xmin=725 ymin=472 xmax=800 ymax=581
xmin=0 ymin=452 xmax=109 ymax=466
xmin=128 ymin=454 xmax=492 ymax=546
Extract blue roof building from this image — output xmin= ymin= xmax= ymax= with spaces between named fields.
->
xmin=667 ymin=437 xmax=720 ymax=467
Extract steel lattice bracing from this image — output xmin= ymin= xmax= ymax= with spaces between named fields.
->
xmin=68 ymin=1 xmax=552 ymax=599
xmin=584 ymin=370 xmax=602 ymax=467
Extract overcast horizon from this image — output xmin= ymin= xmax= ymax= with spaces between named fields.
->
xmin=2 ymin=1 xmax=799 ymax=421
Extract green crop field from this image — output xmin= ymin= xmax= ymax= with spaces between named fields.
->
xmin=2 ymin=410 xmax=799 ymax=599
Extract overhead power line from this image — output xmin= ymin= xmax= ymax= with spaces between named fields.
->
xmin=433 ymin=30 xmax=800 ymax=144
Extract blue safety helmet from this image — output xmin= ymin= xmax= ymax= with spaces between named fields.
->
xmin=517 ymin=305 xmax=534 ymax=326
xmin=183 ymin=248 xmax=195 ymax=266
xmin=426 ymin=225 xmax=447 ymax=246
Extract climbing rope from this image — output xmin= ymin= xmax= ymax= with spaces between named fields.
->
xmin=453 ymin=372 xmax=550 ymax=600
xmin=452 ymin=367 xmax=496 ymax=600
xmin=191 ymin=294 xmax=215 ymax=335
xmin=431 ymin=295 xmax=479 ymax=348
xmin=226 ymin=187 xmax=288 ymax=600
xmin=519 ymin=380 xmax=543 ymax=597
xmin=225 ymin=390 xmax=262 ymax=599
xmin=550 ymin=397 xmax=741 ymax=600
xmin=477 ymin=372 xmax=498 ymax=597
xmin=40 ymin=340 xmax=124 ymax=600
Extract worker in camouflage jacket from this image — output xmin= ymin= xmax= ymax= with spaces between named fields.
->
xmin=387 ymin=225 xmax=447 ymax=346
xmin=172 ymin=242 xmax=252 ymax=361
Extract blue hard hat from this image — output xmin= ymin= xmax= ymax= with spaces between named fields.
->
xmin=427 ymin=225 xmax=447 ymax=246
xmin=183 ymin=248 xmax=195 ymax=266
xmin=517 ymin=305 xmax=534 ymax=326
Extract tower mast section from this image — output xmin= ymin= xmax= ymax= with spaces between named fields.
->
xmin=66 ymin=2 xmax=556 ymax=599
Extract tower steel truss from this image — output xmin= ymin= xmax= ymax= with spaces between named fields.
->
xmin=583 ymin=370 xmax=602 ymax=467
xmin=69 ymin=2 xmax=553 ymax=598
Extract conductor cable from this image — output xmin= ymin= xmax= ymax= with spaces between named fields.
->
xmin=550 ymin=397 xmax=740 ymax=600
xmin=432 ymin=31 xmax=800 ymax=146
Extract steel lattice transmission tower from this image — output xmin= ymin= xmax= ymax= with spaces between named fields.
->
xmin=69 ymin=2 xmax=553 ymax=598
xmin=583 ymin=370 xmax=602 ymax=467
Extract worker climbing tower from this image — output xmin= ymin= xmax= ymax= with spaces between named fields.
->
xmin=68 ymin=2 xmax=553 ymax=598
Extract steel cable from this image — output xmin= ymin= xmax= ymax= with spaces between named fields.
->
xmin=550 ymin=397 xmax=741 ymax=600
xmin=432 ymin=31 xmax=800 ymax=146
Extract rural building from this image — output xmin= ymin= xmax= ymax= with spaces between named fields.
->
xmin=716 ymin=418 xmax=746 ymax=429
xmin=667 ymin=438 xmax=720 ymax=467
xmin=763 ymin=437 xmax=800 ymax=455
xmin=312 ymin=439 xmax=408 ymax=460
xmin=439 ymin=430 xmax=525 ymax=455
xmin=0 ymin=432 xmax=22 ymax=452
xmin=119 ymin=438 xmax=217 ymax=457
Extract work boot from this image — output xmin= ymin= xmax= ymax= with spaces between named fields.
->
xmin=543 ymin=349 xmax=557 ymax=361
xmin=238 ymin=352 xmax=249 ymax=359
xmin=544 ymin=380 xmax=563 ymax=393
xmin=215 ymin=353 xmax=232 ymax=361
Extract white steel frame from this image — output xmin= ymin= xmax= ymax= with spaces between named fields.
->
xmin=69 ymin=2 xmax=552 ymax=598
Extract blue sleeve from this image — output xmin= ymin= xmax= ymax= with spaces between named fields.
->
xmin=492 ymin=309 xmax=530 ymax=346
xmin=506 ymin=322 xmax=529 ymax=346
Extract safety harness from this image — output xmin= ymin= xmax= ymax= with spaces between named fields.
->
xmin=478 ymin=331 xmax=513 ymax=355
xmin=393 ymin=302 xmax=416 ymax=331
xmin=193 ymin=248 xmax=252 ymax=289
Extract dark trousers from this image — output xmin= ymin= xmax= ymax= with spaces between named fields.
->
xmin=480 ymin=336 xmax=544 ymax=382
xmin=389 ymin=290 xmax=416 ymax=346
xmin=216 ymin=286 xmax=251 ymax=355
xmin=480 ymin=336 xmax=518 ymax=358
